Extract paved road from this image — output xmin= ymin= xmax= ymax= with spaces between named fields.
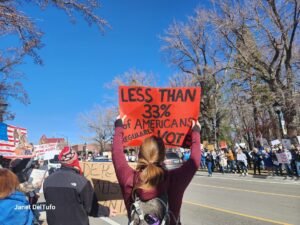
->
xmin=90 ymin=172 xmax=300 ymax=225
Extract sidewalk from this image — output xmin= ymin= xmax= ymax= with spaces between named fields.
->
xmin=196 ymin=169 xmax=300 ymax=181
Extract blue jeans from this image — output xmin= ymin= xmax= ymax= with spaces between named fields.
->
xmin=201 ymin=159 xmax=206 ymax=169
xmin=207 ymin=162 xmax=212 ymax=175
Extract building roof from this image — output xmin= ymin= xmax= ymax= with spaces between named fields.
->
xmin=40 ymin=135 xmax=65 ymax=144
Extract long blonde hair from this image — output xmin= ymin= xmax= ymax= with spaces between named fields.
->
xmin=135 ymin=136 xmax=166 ymax=189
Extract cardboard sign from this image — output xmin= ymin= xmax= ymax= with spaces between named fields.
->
xmin=119 ymin=86 xmax=201 ymax=147
xmin=207 ymin=144 xmax=215 ymax=151
xmin=80 ymin=162 xmax=136 ymax=215
xmin=275 ymin=153 xmax=289 ymax=164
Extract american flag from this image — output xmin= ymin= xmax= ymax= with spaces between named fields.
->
xmin=0 ymin=122 xmax=28 ymax=157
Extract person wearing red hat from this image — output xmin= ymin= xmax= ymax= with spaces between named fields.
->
xmin=43 ymin=146 xmax=115 ymax=225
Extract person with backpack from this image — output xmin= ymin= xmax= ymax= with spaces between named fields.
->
xmin=112 ymin=116 xmax=201 ymax=225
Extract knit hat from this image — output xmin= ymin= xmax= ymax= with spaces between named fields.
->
xmin=58 ymin=146 xmax=82 ymax=174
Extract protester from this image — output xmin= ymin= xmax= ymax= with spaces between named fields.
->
xmin=236 ymin=148 xmax=248 ymax=176
xmin=201 ymin=149 xmax=207 ymax=169
xmin=251 ymin=148 xmax=262 ymax=175
xmin=283 ymin=147 xmax=293 ymax=177
xmin=183 ymin=149 xmax=191 ymax=161
xmin=218 ymin=149 xmax=227 ymax=174
xmin=271 ymin=148 xmax=282 ymax=176
xmin=206 ymin=151 xmax=213 ymax=177
xmin=43 ymin=146 xmax=115 ymax=225
xmin=112 ymin=115 xmax=201 ymax=225
xmin=263 ymin=148 xmax=274 ymax=176
xmin=0 ymin=168 xmax=34 ymax=225
xmin=226 ymin=149 xmax=235 ymax=173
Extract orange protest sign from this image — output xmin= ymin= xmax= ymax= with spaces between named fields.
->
xmin=119 ymin=86 xmax=201 ymax=147
xmin=219 ymin=141 xmax=228 ymax=149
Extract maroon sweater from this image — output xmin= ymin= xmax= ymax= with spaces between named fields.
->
xmin=112 ymin=126 xmax=201 ymax=225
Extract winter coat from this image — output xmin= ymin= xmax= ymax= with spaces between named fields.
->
xmin=0 ymin=191 xmax=33 ymax=225
xmin=43 ymin=166 xmax=109 ymax=225
xmin=112 ymin=122 xmax=201 ymax=225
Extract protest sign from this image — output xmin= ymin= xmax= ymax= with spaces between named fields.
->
xmin=297 ymin=136 xmax=300 ymax=144
xmin=34 ymin=143 xmax=58 ymax=159
xmin=80 ymin=162 xmax=136 ymax=215
xmin=275 ymin=152 xmax=289 ymax=164
xmin=119 ymin=86 xmax=201 ymax=147
xmin=207 ymin=144 xmax=215 ymax=151
xmin=271 ymin=139 xmax=281 ymax=146
xmin=236 ymin=143 xmax=246 ymax=149
xmin=281 ymin=139 xmax=291 ymax=150
xmin=219 ymin=141 xmax=227 ymax=149
xmin=29 ymin=169 xmax=47 ymax=186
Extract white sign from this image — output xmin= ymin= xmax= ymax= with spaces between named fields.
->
xmin=235 ymin=143 xmax=246 ymax=148
xmin=271 ymin=139 xmax=281 ymax=146
xmin=34 ymin=143 xmax=58 ymax=158
xmin=275 ymin=152 xmax=289 ymax=164
xmin=297 ymin=136 xmax=300 ymax=144
xmin=29 ymin=169 xmax=47 ymax=186
xmin=44 ymin=150 xmax=61 ymax=160
xmin=281 ymin=139 xmax=291 ymax=150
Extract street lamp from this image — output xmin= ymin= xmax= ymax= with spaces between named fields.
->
xmin=0 ymin=100 xmax=8 ymax=122
xmin=273 ymin=102 xmax=287 ymax=138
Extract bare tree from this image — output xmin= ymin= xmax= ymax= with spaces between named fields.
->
xmin=0 ymin=0 xmax=108 ymax=119
xmin=78 ymin=105 xmax=117 ymax=153
xmin=209 ymin=0 xmax=300 ymax=136
xmin=108 ymin=68 xmax=156 ymax=88
xmin=160 ymin=8 xmax=229 ymax=143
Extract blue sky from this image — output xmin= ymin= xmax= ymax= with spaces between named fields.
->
xmin=9 ymin=0 xmax=208 ymax=144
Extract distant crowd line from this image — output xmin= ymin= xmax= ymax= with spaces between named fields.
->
xmin=199 ymin=144 xmax=300 ymax=177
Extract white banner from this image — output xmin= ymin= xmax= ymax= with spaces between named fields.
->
xmin=34 ymin=143 xmax=58 ymax=157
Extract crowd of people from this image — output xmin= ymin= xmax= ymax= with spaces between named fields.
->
xmin=1 ymin=119 xmax=299 ymax=225
xmin=200 ymin=143 xmax=300 ymax=178
xmin=0 ymin=117 xmax=201 ymax=225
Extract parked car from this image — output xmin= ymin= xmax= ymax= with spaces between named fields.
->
xmin=164 ymin=151 xmax=183 ymax=170
xmin=92 ymin=156 xmax=111 ymax=162
xmin=45 ymin=155 xmax=61 ymax=169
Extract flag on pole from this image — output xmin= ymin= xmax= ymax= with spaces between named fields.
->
xmin=0 ymin=122 xmax=28 ymax=157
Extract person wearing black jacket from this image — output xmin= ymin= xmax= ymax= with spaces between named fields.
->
xmin=43 ymin=146 xmax=115 ymax=225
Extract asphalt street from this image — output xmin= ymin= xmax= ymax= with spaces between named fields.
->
xmin=89 ymin=172 xmax=300 ymax=225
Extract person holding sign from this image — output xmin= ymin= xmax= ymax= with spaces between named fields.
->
xmin=112 ymin=115 xmax=201 ymax=225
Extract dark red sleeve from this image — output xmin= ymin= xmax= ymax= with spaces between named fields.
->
xmin=112 ymin=126 xmax=134 ymax=187
xmin=169 ymin=130 xmax=201 ymax=190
